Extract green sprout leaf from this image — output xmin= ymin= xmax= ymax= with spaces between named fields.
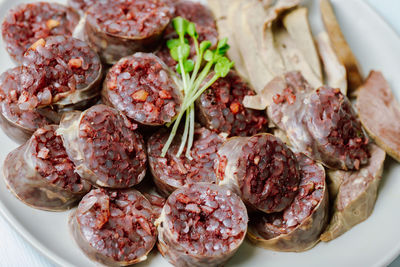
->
xmin=176 ymin=59 xmax=194 ymax=74
xmin=167 ymin=38 xmax=180 ymax=49
xmin=203 ymin=50 xmax=214 ymax=62
xmin=216 ymin=38 xmax=230 ymax=55
xmin=162 ymin=18 xmax=235 ymax=159
xmin=172 ymin=17 xmax=189 ymax=37
xmin=170 ymin=43 xmax=191 ymax=61
xmin=187 ymin=22 xmax=198 ymax=38
xmin=199 ymin=41 xmax=212 ymax=53
xmin=215 ymin=56 xmax=234 ymax=77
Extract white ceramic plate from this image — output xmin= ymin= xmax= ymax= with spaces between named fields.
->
xmin=0 ymin=0 xmax=399 ymax=266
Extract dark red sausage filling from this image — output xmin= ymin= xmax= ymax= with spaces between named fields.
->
xmin=86 ymin=0 xmax=173 ymax=38
xmin=76 ymin=189 xmax=156 ymax=262
xmin=0 ymin=67 xmax=51 ymax=130
xmin=31 ymin=126 xmax=85 ymax=193
xmin=1 ymin=2 xmax=79 ymax=62
xmin=148 ymin=127 xmax=224 ymax=194
xmin=252 ymin=154 xmax=325 ymax=239
xmin=306 ymin=87 xmax=369 ymax=170
xmin=79 ymin=105 xmax=147 ymax=188
xmin=161 ymin=183 xmax=248 ymax=255
xmin=237 ymin=134 xmax=300 ymax=213
xmin=198 ymin=72 xmax=268 ymax=137
xmin=23 ymin=36 xmax=102 ymax=98
xmin=68 ymin=0 xmax=100 ymax=13
xmin=105 ymin=53 xmax=180 ymax=125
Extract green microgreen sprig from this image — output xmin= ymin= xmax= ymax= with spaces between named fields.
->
xmin=161 ymin=17 xmax=234 ymax=159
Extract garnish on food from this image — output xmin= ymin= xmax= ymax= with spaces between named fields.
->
xmin=161 ymin=16 xmax=234 ymax=159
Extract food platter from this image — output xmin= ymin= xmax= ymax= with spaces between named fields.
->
xmin=0 ymin=0 xmax=399 ymax=266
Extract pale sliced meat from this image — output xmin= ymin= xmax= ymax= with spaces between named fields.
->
xmin=207 ymin=0 xmax=249 ymax=80
xmin=243 ymin=75 xmax=288 ymax=110
xmin=263 ymin=0 xmax=300 ymax=26
xmin=283 ymin=7 xmax=322 ymax=81
xmin=262 ymin=0 xmax=290 ymax=78
xmin=356 ymin=71 xmax=400 ymax=162
xmin=235 ymin=0 xmax=273 ymax=93
xmin=320 ymin=0 xmax=363 ymax=95
xmin=326 ymin=169 xmax=344 ymax=203
xmin=321 ymin=144 xmax=386 ymax=242
xmin=316 ymin=31 xmax=347 ymax=95
xmin=274 ymin=27 xmax=323 ymax=89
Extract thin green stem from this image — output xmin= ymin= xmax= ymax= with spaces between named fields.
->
xmin=186 ymin=74 xmax=220 ymax=107
xmin=161 ymin=110 xmax=185 ymax=157
xmin=192 ymin=61 xmax=213 ymax=94
xmin=179 ymin=59 xmax=188 ymax=92
xmin=185 ymin=103 xmax=195 ymax=159
xmin=176 ymin=109 xmax=190 ymax=157
xmin=190 ymin=38 xmax=202 ymax=86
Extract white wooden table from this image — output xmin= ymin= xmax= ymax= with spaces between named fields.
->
xmin=0 ymin=0 xmax=399 ymax=266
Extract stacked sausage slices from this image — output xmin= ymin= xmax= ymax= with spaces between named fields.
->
xmin=0 ymin=0 xmax=171 ymax=266
xmin=0 ymin=1 xmax=103 ymax=144
xmin=215 ymin=133 xmax=329 ymax=251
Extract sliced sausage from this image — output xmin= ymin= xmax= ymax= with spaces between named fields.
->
xmin=2 ymin=125 xmax=91 ymax=211
xmin=70 ymin=188 xmax=157 ymax=266
xmin=147 ymin=127 xmax=225 ymax=196
xmin=305 ymin=86 xmax=369 ymax=170
xmin=247 ymin=153 xmax=329 ymax=252
xmin=197 ymin=71 xmax=268 ymax=137
xmin=0 ymin=66 xmax=52 ymax=143
xmin=356 ymin=71 xmax=400 ymax=162
xmin=102 ymin=53 xmax=182 ymax=126
xmin=67 ymin=0 xmax=102 ymax=14
xmin=23 ymin=36 xmax=103 ymax=110
xmin=216 ymin=133 xmax=300 ymax=213
xmin=268 ymin=71 xmax=370 ymax=170
xmin=143 ymin=192 xmax=166 ymax=219
xmin=321 ymin=144 xmax=385 ymax=242
xmin=156 ymin=0 xmax=218 ymax=69
xmin=84 ymin=0 xmax=174 ymax=64
xmin=57 ymin=104 xmax=147 ymax=188
xmin=156 ymin=183 xmax=248 ymax=267
xmin=1 ymin=2 xmax=79 ymax=63
xmin=134 ymin=177 xmax=167 ymax=219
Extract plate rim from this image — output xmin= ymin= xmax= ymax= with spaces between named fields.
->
xmin=0 ymin=0 xmax=399 ymax=266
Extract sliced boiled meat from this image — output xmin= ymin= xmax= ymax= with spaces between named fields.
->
xmin=57 ymin=105 xmax=147 ymax=188
xmin=268 ymin=71 xmax=370 ymax=170
xmin=216 ymin=133 xmax=300 ymax=213
xmin=356 ymin=71 xmax=400 ymax=162
xmin=248 ymin=153 xmax=329 ymax=252
xmin=0 ymin=66 xmax=52 ymax=143
xmin=148 ymin=127 xmax=225 ymax=196
xmin=23 ymin=35 xmax=103 ymax=110
xmin=102 ymin=53 xmax=182 ymax=126
xmin=84 ymin=0 xmax=174 ymax=64
xmin=156 ymin=183 xmax=248 ymax=267
xmin=197 ymin=71 xmax=268 ymax=137
xmin=321 ymin=144 xmax=386 ymax=241
xmin=1 ymin=2 xmax=79 ymax=63
xmin=70 ymin=188 xmax=157 ymax=266
xmin=2 ymin=125 xmax=90 ymax=211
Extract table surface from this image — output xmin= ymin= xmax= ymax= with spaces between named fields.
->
xmin=0 ymin=0 xmax=399 ymax=267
